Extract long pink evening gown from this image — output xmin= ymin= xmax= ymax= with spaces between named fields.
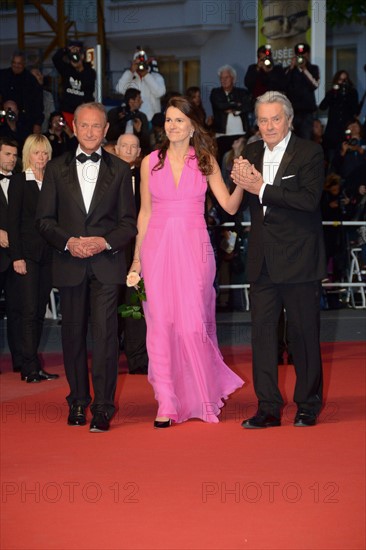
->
xmin=140 ymin=148 xmax=244 ymax=423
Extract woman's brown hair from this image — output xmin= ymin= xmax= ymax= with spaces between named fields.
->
xmin=153 ymin=96 xmax=217 ymax=176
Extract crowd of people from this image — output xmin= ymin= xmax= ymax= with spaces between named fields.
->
xmin=0 ymin=42 xmax=365 ymax=432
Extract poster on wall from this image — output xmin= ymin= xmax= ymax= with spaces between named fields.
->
xmin=257 ymin=0 xmax=312 ymax=68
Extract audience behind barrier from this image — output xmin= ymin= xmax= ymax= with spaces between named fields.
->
xmin=1 ymin=46 xmax=366 ymax=352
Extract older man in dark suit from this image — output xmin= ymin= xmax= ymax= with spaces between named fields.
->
xmin=36 ymin=102 xmax=137 ymax=432
xmin=232 ymin=91 xmax=326 ymax=429
xmin=210 ymin=64 xmax=251 ymax=164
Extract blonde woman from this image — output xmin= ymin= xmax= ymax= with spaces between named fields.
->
xmin=8 ymin=134 xmax=59 ymax=383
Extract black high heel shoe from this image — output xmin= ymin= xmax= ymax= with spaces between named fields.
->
xmin=154 ymin=419 xmax=172 ymax=429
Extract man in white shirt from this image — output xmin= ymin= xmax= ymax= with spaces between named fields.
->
xmin=115 ymin=50 xmax=166 ymax=122
xmin=232 ymin=91 xmax=326 ymax=429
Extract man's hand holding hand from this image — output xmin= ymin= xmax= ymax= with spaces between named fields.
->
xmin=231 ymin=157 xmax=263 ymax=195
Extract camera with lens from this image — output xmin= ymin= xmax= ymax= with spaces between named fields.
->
xmin=0 ymin=108 xmax=16 ymax=125
xmin=120 ymin=103 xmax=136 ymax=123
xmin=68 ymin=50 xmax=81 ymax=63
xmin=294 ymin=43 xmax=307 ymax=66
xmin=344 ymin=129 xmax=358 ymax=146
xmin=263 ymin=45 xmax=272 ymax=68
xmin=134 ymin=47 xmax=149 ymax=72
xmin=134 ymin=46 xmax=149 ymax=71
xmin=333 ymin=82 xmax=349 ymax=95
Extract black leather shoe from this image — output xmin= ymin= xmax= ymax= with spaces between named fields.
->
xmin=242 ymin=412 xmax=281 ymax=429
xmin=294 ymin=409 xmax=317 ymax=427
xmin=39 ymin=369 xmax=59 ymax=380
xmin=24 ymin=371 xmax=42 ymax=383
xmin=68 ymin=405 xmax=86 ymax=426
xmin=154 ymin=419 xmax=172 ymax=429
xmin=90 ymin=412 xmax=110 ymax=432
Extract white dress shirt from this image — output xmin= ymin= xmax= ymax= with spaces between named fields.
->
xmin=259 ymin=131 xmax=292 ymax=214
xmin=76 ymin=146 xmax=102 ymax=213
xmin=0 ymin=172 xmax=12 ymax=201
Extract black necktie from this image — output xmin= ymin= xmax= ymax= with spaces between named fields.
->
xmin=0 ymin=174 xmax=10 ymax=181
xmin=76 ymin=152 xmax=101 ymax=163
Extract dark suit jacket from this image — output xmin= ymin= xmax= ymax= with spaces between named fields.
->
xmin=242 ymin=133 xmax=327 ymax=284
xmin=210 ymin=86 xmax=251 ymax=134
xmin=36 ymin=149 xmax=137 ymax=287
xmin=0 ymin=184 xmax=11 ymax=272
xmin=7 ymin=173 xmax=52 ymax=263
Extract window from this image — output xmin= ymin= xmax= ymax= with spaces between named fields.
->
xmin=325 ymin=46 xmax=357 ymax=90
xmin=158 ymin=58 xmax=200 ymax=94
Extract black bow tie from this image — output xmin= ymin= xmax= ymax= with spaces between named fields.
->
xmin=0 ymin=173 xmax=10 ymax=181
xmin=76 ymin=152 xmax=101 ymax=163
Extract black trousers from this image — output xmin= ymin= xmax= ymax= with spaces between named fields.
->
xmin=250 ymin=266 xmax=323 ymax=417
xmin=0 ymin=265 xmax=22 ymax=370
xmin=18 ymin=258 xmax=52 ymax=376
xmin=59 ymin=270 xmax=121 ymax=418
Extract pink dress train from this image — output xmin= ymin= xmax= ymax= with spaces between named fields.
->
xmin=141 ymin=148 xmax=244 ymax=423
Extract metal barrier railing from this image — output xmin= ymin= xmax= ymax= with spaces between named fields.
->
xmin=215 ymin=220 xmax=366 ymax=310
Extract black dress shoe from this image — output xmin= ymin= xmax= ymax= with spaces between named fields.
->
xmin=90 ymin=412 xmax=110 ymax=432
xmin=242 ymin=412 xmax=281 ymax=429
xmin=23 ymin=371 xmax=42 ymax=383
xmin=68 ymin=405 xmax=86 ymax=426
xmin=294 ymin=409 xmax=317 ymax=427
xmin=154 ymin=419 xmax=172 ymax=429
xmin=39 ymin=369 xmax=59 ymax=380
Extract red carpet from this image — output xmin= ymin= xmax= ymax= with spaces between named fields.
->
xmin=1 ymin=342 xmax=365 ymax=550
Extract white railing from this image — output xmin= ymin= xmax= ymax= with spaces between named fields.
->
xmin=215 ymin=221 xmax=366 ymax=310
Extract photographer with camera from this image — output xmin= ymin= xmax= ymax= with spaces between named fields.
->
xmin=106 ymin=88 xmax=150 ymax=155
xmin=115 ymin=48 xmax=166 ymax=122
xmin=244 ymin=45 xmax=286 ymax=100
xmin=333 ymin=119 xmax=366 ymax=182
xmin=0 ymin=100 xmax=29 ymax=151
xmin=52 ymin=41 xmax=96 ymax=129
xmin=319 ymin=70 xmax=359 ymax=170
xmin=43 ymin=111 xmax=77 ymax=158
xmin=285 ymin=43 xmax=320 ymax=140
xmin=0 ymin=51 xmax=44 ymax=136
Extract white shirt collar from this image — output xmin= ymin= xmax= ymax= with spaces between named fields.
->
xmin=264 ymin=131 xmax=292 ymax=153
xmin=25 ymin=168 xmax=42 ymax=184
xmin=76 ymin=146 xmax=102 ymax=158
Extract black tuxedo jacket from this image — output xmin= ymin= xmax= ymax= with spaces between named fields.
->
xmin=242 ymin=133 xmax=327 ymax=284
xmin=7 ymin=173 xmax=52 ymax=264
xmin=0 ymin=184 xmax=11 ymax=272
xmin=36 ymin=149 xmax=137 ymax=287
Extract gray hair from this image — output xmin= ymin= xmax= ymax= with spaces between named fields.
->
xmin=255 ymin=91 xmax=294 ymax=127
xmin=217 ymin=64 xmax=237 ymax=82
xmin=74 ymin=102 xmax=107 ymax=125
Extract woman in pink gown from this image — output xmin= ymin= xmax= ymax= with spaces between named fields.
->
xmin=127 ymin=96 xmax=244 ymax=427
